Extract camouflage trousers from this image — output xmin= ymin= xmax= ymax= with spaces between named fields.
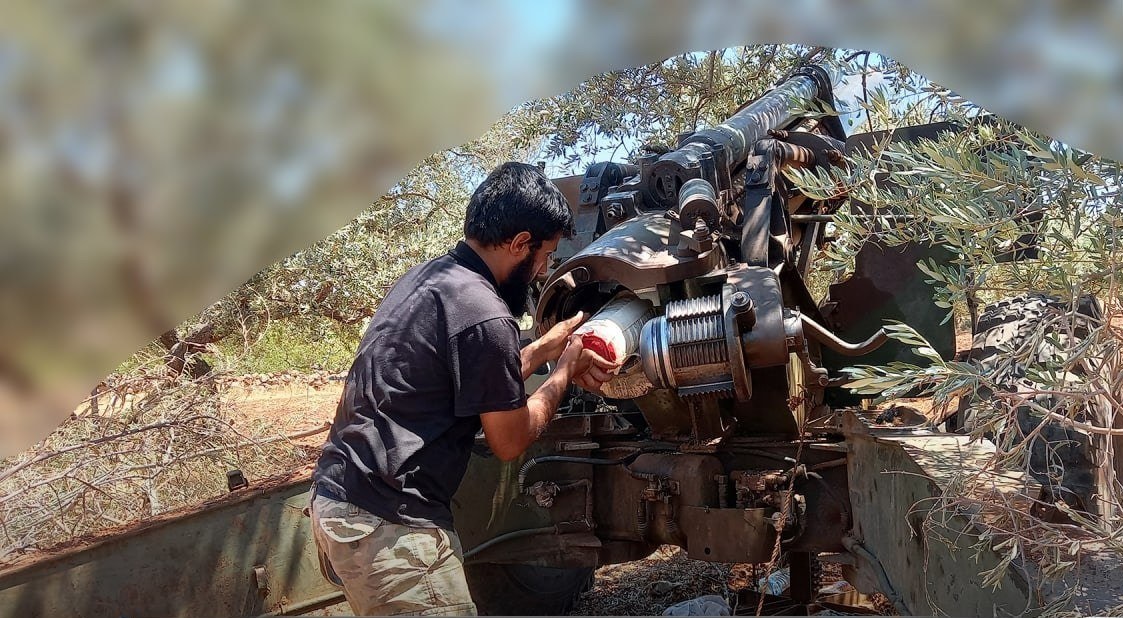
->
xmin=310 ymin=493 xmax=477 ymax=616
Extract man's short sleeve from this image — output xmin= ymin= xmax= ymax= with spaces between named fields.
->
xmin=448 ymin=318 xmax=527 ymax=417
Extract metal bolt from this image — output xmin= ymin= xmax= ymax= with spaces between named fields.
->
xmin=731 ymin=291 xmax=751 ymax=311
xmin=606 ymin=203 xmax=625 ymax=219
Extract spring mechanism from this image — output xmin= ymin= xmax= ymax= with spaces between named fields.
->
xmin=664 ymin=295 xmax=722 ymax=320
xmin=636 ymin=500 xmax=650 ymax=541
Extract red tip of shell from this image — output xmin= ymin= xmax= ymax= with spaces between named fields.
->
xmin=579 ymin=332 xmax=616 ymax=362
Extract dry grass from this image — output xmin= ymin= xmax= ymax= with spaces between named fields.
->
xmin=571 ymin=546 xmax=735 ymax=616
xmin=0 ymin=369 xmax=328 ymax=567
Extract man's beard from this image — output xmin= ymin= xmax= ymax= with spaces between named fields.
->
xmin=497 ymin=252 xmax=537 ymax=317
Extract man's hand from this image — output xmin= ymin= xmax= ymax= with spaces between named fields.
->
xmin=557 ymin=335 xmax=620 ymax=395
xmin=536 ymin=312 xmax=587 ymax=363
xmin=520 ymin=312 xmax=589 ymax=381
xmin=573 ymin=357 xmax=617 ymax=394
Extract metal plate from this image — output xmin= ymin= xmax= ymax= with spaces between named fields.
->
xmin=679 ymin=506 xmax=775 ymax=563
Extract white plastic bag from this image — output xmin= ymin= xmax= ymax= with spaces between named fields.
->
xmin=661 ymin=594 xmax=731 ymax=616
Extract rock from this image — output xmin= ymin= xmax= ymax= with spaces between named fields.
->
xmin=648 ymin=580 xmax=680 ymax=597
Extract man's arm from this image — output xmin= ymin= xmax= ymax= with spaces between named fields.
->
xmin=518 ymin=340 xmax=547 ymax=382
xmin=482 ymin=336 xmax=615 ymax=461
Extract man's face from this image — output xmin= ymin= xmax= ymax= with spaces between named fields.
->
xmin=498 ymin=235 xmax=560 ymax=317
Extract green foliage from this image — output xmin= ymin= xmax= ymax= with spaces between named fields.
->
xmin=192 ymin=150 xmax=477 ymax=343
xmin=57 ymin=46 xmax=1123 ymax=610
xmin=209 ymin=318 xmax=363 ymax=375
xmin=113 ymin=341 xmax=171 ymax=376
xmin=172 ymin=45 xmax=880 ymax=367
xmin=787 ymin=116 xmax=1123 ymax=314
xmin=842 ymin=322 xmax=981 ymax=405
xmin=789 ymin=89 xmax=1123 ymax=610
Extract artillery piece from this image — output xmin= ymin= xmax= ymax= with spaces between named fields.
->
xmin=1 ymin=64 xmax=1117 ymax=618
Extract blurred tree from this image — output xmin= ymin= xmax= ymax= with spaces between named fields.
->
xmin=158 ymin=45 xmax=892 ymax=374
xmin=151 ymin=45 xmax=947 ymax=378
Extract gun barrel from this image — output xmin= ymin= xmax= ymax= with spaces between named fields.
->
xmin=642 ymin=65 xmax=835 ymax=209
xmin=701 ymin=65 xmax=833 ymax=163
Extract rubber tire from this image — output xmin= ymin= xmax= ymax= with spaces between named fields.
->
xmin=465 ymin=563 xmax=594 ymax=616
xmin=950 ymin=293 xmax=1103 ymax=513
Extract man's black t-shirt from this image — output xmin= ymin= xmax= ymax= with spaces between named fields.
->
xmin=313 ymin=241 xmax=526 ymax=529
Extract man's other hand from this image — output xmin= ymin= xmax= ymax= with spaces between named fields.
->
xmin=537 ymin=311 xmax=587 ymax=362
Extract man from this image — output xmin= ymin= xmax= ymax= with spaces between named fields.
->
xmin=310 ymin=162 xmax=617 ymax=615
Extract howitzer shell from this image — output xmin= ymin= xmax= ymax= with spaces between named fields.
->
xmin=574 ymin=294 xmax=655 ymax=365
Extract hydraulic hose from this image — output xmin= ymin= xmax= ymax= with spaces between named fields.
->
xmin=463 ymin=520 xmax=596 ymax=561
xmin=463 ymin=526 xmax=558 ymax=560
xmin=799 ymin=314 xmax=888 ymax=356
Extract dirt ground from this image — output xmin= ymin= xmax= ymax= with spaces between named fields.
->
xmin=219 ymin=378 xmax=341 ymax=447
xmin=222 ymin=328 xmax=974 ymax=445
xmin=221 ymin=326 xmax=975 ymax=440
xmin=569 ymin=545 xmax=891 ymax=616
xmin=566 ymin=327 xmax=972 ymax=614
xmin=209 ymin=325 xmax=986 ymax=614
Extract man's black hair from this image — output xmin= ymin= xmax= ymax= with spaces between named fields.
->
xmin=464 ymin=162 xmax=574 ymax=246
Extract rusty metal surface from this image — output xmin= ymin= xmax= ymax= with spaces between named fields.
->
xmin=679 ymin=506 xmax=775 ymax=562
xmin=841 ymin=410 xmax=1037 ymax=616
xmin=591 ymin=452 xmax=722 ymax=547
xmin=730 ymin=266 xmax=788 ymax=369
xmin=453 ymin=415 xmax=636 ymax=568
xmin=855 ymin=419 xmax=1123 ymax=614
xmin=464 ymin=532 xmax=602 ymax=569
xmin=0 ymin=471 xmax=338 ymax=617
xmin=0 ymin=419 xmax=621 ymax=618
xmin=550 ymin=174 xmax=584 ymax=210
xmin=5 ymin=73 xmax=1097 ymax=618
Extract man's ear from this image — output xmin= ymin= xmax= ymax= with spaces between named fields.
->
xmin=508 ymin=231 xmax=533 ymax=257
